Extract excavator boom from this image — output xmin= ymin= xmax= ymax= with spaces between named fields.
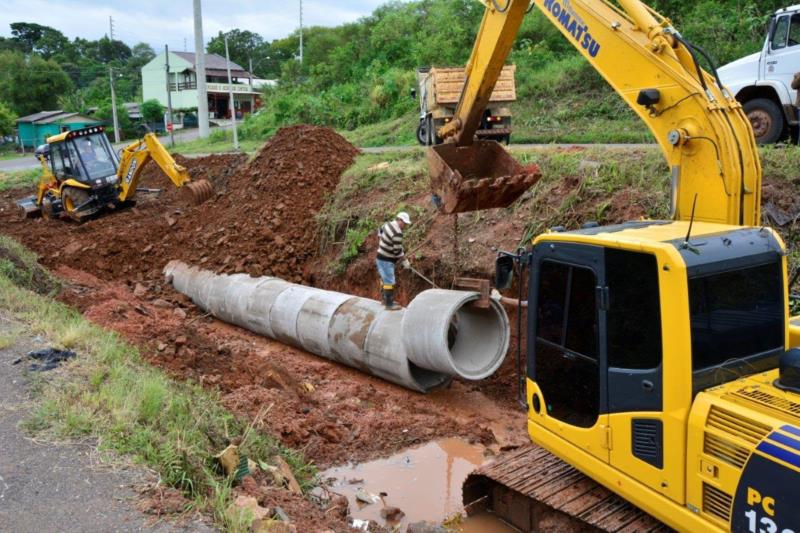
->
xmin=433 ymin=0 xmax=762 ymax=226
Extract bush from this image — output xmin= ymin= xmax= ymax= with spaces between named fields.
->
xmin=140 ymin=99 xmax=164 ymax=124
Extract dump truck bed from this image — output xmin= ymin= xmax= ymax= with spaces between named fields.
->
xmin=421 ymin=65 xmax=517 ymax=105
xmin=463 ymin=445 xmax=669 ymax=532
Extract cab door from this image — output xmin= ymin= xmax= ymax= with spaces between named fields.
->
xmin=604 ymin=249 xmax=680 ymax=500
xmin=529 ymin=242 xmax=609 ymax=463
xmin=765 ymin=12 xmax=800 ymax=94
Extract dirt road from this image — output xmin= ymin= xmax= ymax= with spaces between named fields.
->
xmin=0 ymin=318 xmax=213 ymax=532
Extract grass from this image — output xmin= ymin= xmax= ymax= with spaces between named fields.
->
xmin=316 ymin=150 xmax=430 ymax=273
xmin=339 ymin=112 xmax=419 ymax=147
xmin=0 ymin=168 xmax=39 ymax=192
xmin=0 ymin=237 xmax=316 ymax=529
xmin=0 ymin=150 xmax=26 ymax=161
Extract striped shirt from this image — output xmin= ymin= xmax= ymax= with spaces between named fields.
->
xmin=377 ymin=220 xmax=404 ymax=262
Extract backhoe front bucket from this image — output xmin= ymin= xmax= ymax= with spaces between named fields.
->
xmin=427 ymin=141 xmax=541 ymax=214
xmin=15 ymin=196 xmax=41 ymax=220
xmin=181 ymin=179 xmax=214 ymax=206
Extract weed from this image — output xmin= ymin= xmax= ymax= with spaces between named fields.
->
xmin=0 ymin=258 xmax=316 ymax=528
xmin=0 ymin=168 xmax=39 ymax=192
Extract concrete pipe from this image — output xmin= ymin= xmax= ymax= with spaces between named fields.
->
xmin=163 ymin=261 xmax=510 ymax=393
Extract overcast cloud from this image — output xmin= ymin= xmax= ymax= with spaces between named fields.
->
xmin=0 ymin=1 xmax=388 ymax=50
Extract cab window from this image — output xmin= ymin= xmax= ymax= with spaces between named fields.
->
xmin=50 ymin=144 xmax=65 ymax=178
xmin=772 ymin=14 xmax=800 ymax=50
xmin=535 ymin=260 xmax=599 ymax=428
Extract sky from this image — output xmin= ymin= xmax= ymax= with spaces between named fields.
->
xmin=0 ymin=0 xmax=388 ymax=51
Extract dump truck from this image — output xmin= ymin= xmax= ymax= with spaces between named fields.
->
xmin=414 ymin=65 xmax=516 ymax=146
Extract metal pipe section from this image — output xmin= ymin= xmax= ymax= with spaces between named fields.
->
xmin=164 ymin=261 xmax=510 ymax=393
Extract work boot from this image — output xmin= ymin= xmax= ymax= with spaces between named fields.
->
xmin=383 ymin=287 xmax=402 ymax=311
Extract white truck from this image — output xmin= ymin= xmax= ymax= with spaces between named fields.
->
xmin=719 ymin=5 xmax=800 ymax=144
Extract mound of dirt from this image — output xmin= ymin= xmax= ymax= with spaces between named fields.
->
xmin=0 ymin=125 xmax=359 ymax=287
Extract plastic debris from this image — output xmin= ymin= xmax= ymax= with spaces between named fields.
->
xmin=13 ymin=348 xmax=76 ymax=371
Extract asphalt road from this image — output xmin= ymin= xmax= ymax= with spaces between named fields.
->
xmin=0 ymin=318 xmax=214 ymax=532
xmin=0 ymin=141 xmax=658 ymax=173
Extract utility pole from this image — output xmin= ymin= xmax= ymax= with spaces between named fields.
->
xmin=224 ymin=35 xmax=239 ymax=150
xmin=298 ymin=0 xmax=304 ymax=63
xmin=109 ymin=15 xmax=115 ymax=40
xmin=109 ymin=67 xmax=121 ymax=143
xmin=193 ymin=0 xmax=210 ymax=138
xmin=165 ymin=45 xmax=175 ymax=147
xmin=184 ymin=37 xmax=187 ymax=52
xmin=248 ymin=57 xmax=253 ymax=87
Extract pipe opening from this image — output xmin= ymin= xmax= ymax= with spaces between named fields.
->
xmin=446 ymin=303 xmax=508 ymax=380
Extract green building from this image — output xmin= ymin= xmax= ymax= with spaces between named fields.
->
xmin=17 ymin=110 xmax=102 ymax=149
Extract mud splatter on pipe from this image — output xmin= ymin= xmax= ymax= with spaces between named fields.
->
xmin=164 ymin=261 xmax=510 ymax=393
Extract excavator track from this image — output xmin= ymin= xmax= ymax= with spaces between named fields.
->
xmin=463 ymin=445 xmax=669 ymax=532
xmin=181 ymin=179 xmax=215 ymax=206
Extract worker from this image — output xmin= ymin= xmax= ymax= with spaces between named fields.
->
xmin=793 ymin=72 xmax=800 ymax=144
xmin=376 ymin=211 xmax=412 ymax=310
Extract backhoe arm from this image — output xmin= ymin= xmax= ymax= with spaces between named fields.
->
xmin=437 ymin=0 xmax=762 ymax=226
xmin=115 ymin=133 xmax=213 ymax=205
xmin=116 ymin=133 xmax=190 ymax=202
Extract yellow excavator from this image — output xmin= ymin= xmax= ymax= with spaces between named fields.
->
xmin=432 ymin=1 xmax=800 ymax=531
xmin=16 ymin=125 xmax=213 ymax=222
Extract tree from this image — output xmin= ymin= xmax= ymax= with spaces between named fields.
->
xmin=0 ymin=102 xmax=16 ymax=136
xmin=129 ymin=43 xmax=156 ymax=70
xmin=10 ymin=22 xmax=72 ymax=59
xmin=140 ymin=99 xmax=164 ymax=123
xmin=207 ymin=30 xmax=264 ymax=75
xmin=0 ymin=51 xmax=74 ymax=116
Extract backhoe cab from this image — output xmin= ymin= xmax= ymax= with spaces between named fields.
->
xmin=17 ymin=126 xmax=213 ymax=222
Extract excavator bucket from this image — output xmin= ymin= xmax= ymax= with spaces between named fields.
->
xmin=427 ymin=141 xmax=541 ymax=214
xmin=15 ymin=196 xmax=41 ymax=220
xmin=181 ymin=179 xmax=215 ymax=206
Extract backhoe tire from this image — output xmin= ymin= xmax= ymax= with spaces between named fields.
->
xmin=416 ymin=121 xmax=428 ymax=146
xmin=743 ymin=98 xmax=785 ymax=145
xmin=62 ymin=187 xmax=98 ymax=223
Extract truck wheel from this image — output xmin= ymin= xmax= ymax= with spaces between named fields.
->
xmin=427 ymin=117 xmax=442 ymax=145
xmin=416 ymin=121 xmax=428 ymax=146
xmin=743 ymin=98 xmax=785 ymax=144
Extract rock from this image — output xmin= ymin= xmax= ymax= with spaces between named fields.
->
xmin=380 ymin=506 xmax=405 ymax=522
xmin=174 ymin=335 xmax=188 ymax=347
xmin=253 ymin=520 xmax=296 ymax=533
xmin=407 ymin=521 xmax=447 ymax=533
xmin=133 ymin=283 xmax=147 ymax=297
xmin=231 ymin=495 xmax=269 ymax=520
xmin=173 ymin=307 xmax=187 ymax=319
xmin=272 ymin=455 xmax=302 ymax=494
xmin=152 ymin=299 xmax=172 ymax=309
xmin=156 ymin=342 xmax=167 ymax=352
xmin=142 ymin=244 xmax=154 ymax=253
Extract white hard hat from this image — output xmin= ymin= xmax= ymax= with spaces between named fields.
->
xmin=397 ymin=211 xmax=411 ymax=224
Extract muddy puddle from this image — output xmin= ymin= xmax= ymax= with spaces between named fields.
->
xmin=322 ymin=437 xmax=515 ymax=531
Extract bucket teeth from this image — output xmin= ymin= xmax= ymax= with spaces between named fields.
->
xmin=427 ymin=141 xmax=542 ymax=214
xmin=182 ymin=179 xmax=214 ymax=206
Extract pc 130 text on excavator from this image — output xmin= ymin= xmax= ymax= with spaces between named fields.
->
xmin=429 ymin=0 xmax=800 ymax=531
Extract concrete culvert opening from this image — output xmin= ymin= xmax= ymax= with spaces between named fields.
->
xmin=446 ymin=302 xmax=509 ymax=380
xmin=403 ymin=290 xmax=510 ymax=381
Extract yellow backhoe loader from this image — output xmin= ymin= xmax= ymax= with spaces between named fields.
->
xmin=433 ymin=0 xmax=800 ymax=531
xmin=16 ymin=125 xmax=213 ymax=222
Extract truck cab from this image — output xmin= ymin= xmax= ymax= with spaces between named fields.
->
xmin=719 ymin=5 xmax=800 ymax=144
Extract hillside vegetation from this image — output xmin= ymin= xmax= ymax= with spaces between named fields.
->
xmin=235 ymin=0 xmax=785 ymax=145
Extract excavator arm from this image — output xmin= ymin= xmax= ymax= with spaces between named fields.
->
xmin=116 ymin=133 xmax=213 ymax=205
xmin=433 ymin=0 xmax=762 ymax=226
